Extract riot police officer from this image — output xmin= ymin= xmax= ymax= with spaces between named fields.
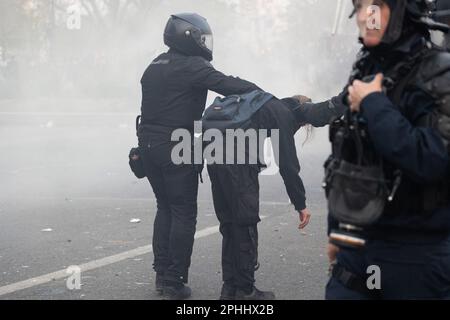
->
xmin=325 ymin=0 xmax=450 ymax=299
xmin=138 ymin=13 xmax=261 ymax=300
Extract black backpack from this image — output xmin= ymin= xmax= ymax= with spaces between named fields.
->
xmin=202 ymin=90 xmax=273 ymax=131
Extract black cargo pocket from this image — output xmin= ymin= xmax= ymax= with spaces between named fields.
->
xmin=236 ymin=191 xmax=259 ymax=225
xmin=238 ymin=240 xmax=257 ymax=273
xmin=231 ymin=166 xmax=259 ymax=225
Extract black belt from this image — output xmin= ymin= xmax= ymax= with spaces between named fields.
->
xmin=332 ymin=264 xmax=380 ymax=298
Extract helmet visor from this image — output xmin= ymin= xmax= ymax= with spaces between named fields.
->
xmin=201 ymin=34 xmax=214 ymax=52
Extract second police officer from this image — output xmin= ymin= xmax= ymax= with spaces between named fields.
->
xmin=324 ymin=0 xmax=450 ymax=299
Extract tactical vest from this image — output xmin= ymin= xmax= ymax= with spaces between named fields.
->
xmin=328 ymin=38 xmax=450 ymax=217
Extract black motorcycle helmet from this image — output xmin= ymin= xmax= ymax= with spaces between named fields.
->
xmin=351 ymin=0 xmax=444 ymax=45
xmin=164 ymin=13 xmax=214 ymax=61
xmin=433 ymin=0 xmax=450 ymax=47
xmin=435 ymin=0 xmax=450 ymax=25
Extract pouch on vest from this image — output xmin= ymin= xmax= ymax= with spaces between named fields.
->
xmin=324 ymin=113 xmax=390 ymax=227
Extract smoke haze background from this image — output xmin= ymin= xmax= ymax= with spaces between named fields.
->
xmin=0 ymin=0 xmax=360 ymax=107
xmin=0 ymin=0 xmax=362 ymax=204
xmin=0 ymin=1 xmax=364 ymax=217
xmin=0 ymin=1 xmax=363 ymax=300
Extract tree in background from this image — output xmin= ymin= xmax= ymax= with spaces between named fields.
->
xmin=0 ymin=0 xmax=359 ymax=101
xmin=0 ymin=0 xmax=165 ymax=98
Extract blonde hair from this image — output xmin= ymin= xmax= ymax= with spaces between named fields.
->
xmin=302 ymin=124 xmax=314 ymax=146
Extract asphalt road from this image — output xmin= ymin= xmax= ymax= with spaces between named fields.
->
xmin=0 ymin=110 xmax=332 ymax=300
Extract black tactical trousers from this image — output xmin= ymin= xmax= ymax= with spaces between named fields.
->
xmin=140 ymin=142 xmax=199 ymax=284
xmin=207 ymin=164 xmax=261 ymax=292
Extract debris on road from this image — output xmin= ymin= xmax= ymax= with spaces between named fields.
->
xmin=130 ymin=218 xmax=141 ymax=224
xmin=41 ymin=228 xmax=53 ymax=232
xmin=40 ymin=121 xmax=54 ymax=128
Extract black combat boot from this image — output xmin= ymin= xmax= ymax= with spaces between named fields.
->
xmin=163 ymin=281 xmax=192 ymax=300
xmin=235 ymin=286 xmax=276 ymax=300
xmin=219 ymin=282 xmax=237 ymax=300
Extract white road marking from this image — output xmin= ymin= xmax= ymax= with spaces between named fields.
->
xmin=0 ymin=224 xmax=222 ymax=297
xmin=0 ymin=213 xmax=274 ymax=297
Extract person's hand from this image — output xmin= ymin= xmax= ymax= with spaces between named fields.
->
xmin=292 ymin=95 xmax=312 ymax=105
xmin=348 ymin=73 xmax=384 ymax=112
xmin=298 ymin=208 xmax=311 ymax=230
xmin=327 ymin=242 xmax=340 ymax=264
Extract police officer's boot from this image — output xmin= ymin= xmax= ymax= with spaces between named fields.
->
xmin=235 ymin=286 xmax=276 ymax=300
xmin=163 ymin=281 xmax=192 ymax=300
xmin=219 ymin=282 xmax=236 ymax=300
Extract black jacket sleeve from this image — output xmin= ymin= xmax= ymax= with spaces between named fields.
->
xmin=361 ymin=92 xmax=449 ymax=182
xmin=282 ymin=91 xmax=348 ymax=128
xmin=276 ymin=126 xmax=307 ymax=211
xmin=189 ymin=57 xmax=261 ymax=95
xmin=260 ymin=100 xmax=307 ymax=211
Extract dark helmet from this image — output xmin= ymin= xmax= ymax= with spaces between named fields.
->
xmin=164 ymin=13 xmax=213 ymax=61
xmin=435 ymin=0 xmax=450 ymax=25
xmin=434 ymin=0 xmax=450 ymax=47
xmin=351 ymin=0 xmax=444 ymax=45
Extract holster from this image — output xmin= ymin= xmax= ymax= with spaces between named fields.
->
xmin=128 ymin=116 xmax=147 ymax=179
